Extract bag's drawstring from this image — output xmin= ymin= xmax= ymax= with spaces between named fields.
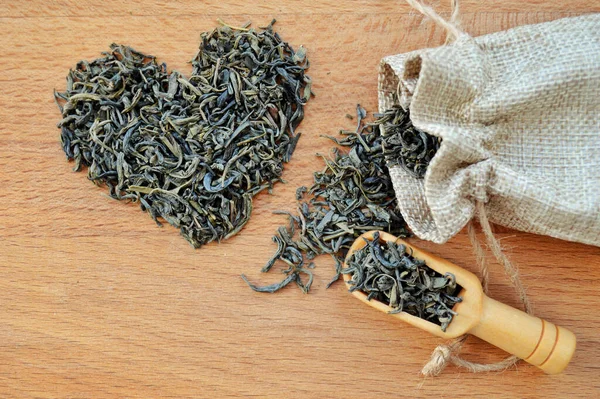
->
xmin=404 ymin=0 xmax=466 ymax=42
xmin=421 ymin=202 xmax=531 ymax=376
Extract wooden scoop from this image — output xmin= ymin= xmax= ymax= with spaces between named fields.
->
xmin=343 ymin=231 xmax=576 ymax=374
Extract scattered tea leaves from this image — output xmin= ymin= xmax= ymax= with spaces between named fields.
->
xmin=242 ymin=106 xmax=410 ymax=293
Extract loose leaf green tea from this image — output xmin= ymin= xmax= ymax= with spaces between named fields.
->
xmin=242 ymin=106 xmax=409 ymax=293
xmin=55 ymin=21 xmax=311 ymax=247
xmin=378 ymin=106 xmax=440 ymax=179
xmin=343 ymin=232 xmax=462 ymax=332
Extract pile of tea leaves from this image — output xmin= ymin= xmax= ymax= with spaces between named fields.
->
xmin=55 ymin=20 xmax=311 ymax=248
xmin=242 ymin=106 xmax=410 ymax=293
xmin=343 ymin=232 xmax=462 ymax=331
xmin=378 ymin=105 xmax=440 ymax=179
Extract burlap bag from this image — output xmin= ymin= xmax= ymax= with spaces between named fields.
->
xmin=379 ymin=13 xmax=600 ymax=247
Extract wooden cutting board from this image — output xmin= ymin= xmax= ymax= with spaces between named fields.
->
xmin=1 ymin=1 xmax=599 ymax=397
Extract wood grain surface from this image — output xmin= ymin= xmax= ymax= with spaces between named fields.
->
xmin=1 ymin=1 xmax=600 ymax=398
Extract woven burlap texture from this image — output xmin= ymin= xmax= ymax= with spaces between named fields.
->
xmin=379 ymin=14 xmax=600 ymax=247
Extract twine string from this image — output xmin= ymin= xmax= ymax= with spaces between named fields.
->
xmin=404 ymin=0 xmax=465 ymax=42
xmin=421 ymin=202 xmax=531 ymax=376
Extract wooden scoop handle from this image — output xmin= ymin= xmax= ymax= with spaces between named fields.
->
xmin=470 ymin=295 xmax=576 ymax=374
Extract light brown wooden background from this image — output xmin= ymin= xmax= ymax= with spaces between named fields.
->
xmin=1 ymin=1 xmax=600 ymax=398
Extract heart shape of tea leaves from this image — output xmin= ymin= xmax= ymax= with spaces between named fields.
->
xmin=55 ymin=21 xmax=312 ymax=247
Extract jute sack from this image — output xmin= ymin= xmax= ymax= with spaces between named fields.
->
xmin=379 ymin=13 xmax=600 ymax=247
